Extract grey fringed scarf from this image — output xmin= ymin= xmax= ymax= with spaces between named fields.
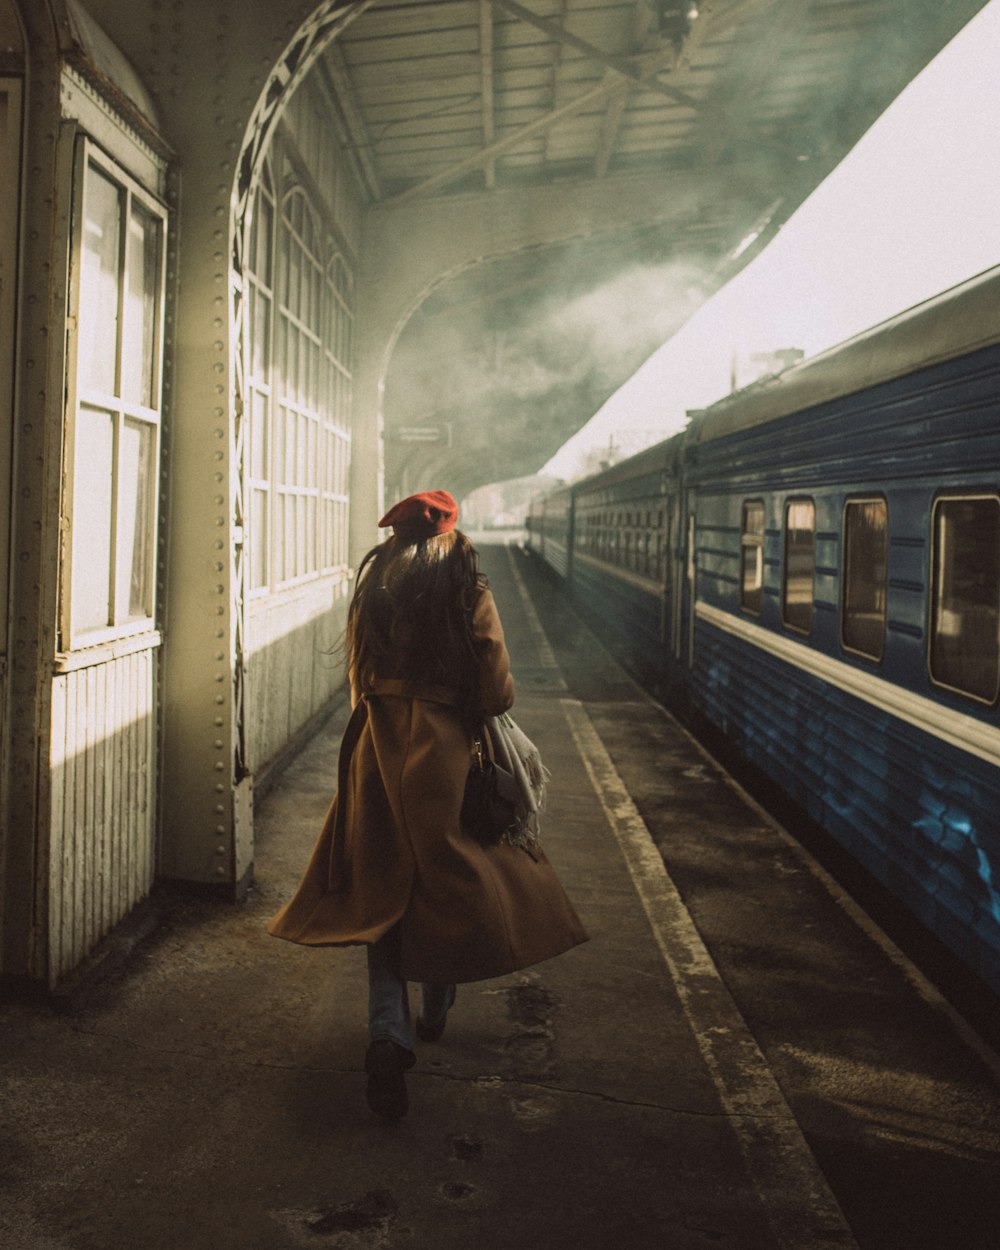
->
xmin=484 ymin=711 xmax=549 ymax=850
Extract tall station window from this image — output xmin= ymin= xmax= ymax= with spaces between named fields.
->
xmin=63 ymin=143 xmax=166 ymax=647
xmin=246 ymin=161 xmax=352 ymax=594
xmin=782 ymin=498 xmax=815 ymax=634
xmin=740 ymin=500 xmax=765 ymax=614
xmin=930 ymin=496 xmax=1000 ymax=703
xmin=247 ymin=165 xmax=275 ymax=592
xmin=842 ymin=498 xmax=888 ymax=660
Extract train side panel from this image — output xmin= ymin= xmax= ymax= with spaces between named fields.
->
xmin=565 ymin=443 xmax=684 ymax=689
xmin=689 ymin=341 xmax=1000 ymax=991
xmin=526 ymin=486 xmax=574 ymax=580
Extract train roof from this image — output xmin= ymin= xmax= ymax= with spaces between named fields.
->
xmin=687 ymin=264 xmax=1000 ymax=445
xmin=569 ymin=432 xmax=682 ymax=495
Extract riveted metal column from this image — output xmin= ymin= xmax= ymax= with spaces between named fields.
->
xmin=2 ymin=0 xmax=69 ymax=981
xmin=154 ymin=0 xmax=260 ymax=892
xmin=144 ymin=0 xmax=377 ymax=891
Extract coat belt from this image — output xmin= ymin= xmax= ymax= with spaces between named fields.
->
xmin=363 ymin=678 xmax=463 ymax=707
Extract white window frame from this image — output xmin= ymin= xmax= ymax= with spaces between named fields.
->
xmin=246 ymin=156 xmax=353 ymax=599
xmin=246 ymin=162 xmax=276 ymax=595
xmin=61 ymin=138 xmax=167 ymax=652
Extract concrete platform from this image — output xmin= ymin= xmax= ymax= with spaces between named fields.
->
xmin=2 ymin=542 xmax=999 ymax=1249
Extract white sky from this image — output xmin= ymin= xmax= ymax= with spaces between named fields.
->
xmin=543 ymin=0 xmax=1000 ymax=480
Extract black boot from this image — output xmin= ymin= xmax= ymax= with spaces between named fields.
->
xmin=416 ymin=985 xmax=456 ymax=1043
xmin=364 ymin=1039 xmax=416 ymax=1119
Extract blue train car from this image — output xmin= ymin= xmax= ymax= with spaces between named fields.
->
xmin=526 ymin=265 xmax=1000 ymax=997
xmin=526 ymin=484 xmax=575 ymax=579
xmin=686 ymin=267 xmax=1000 ymax=993
xmin=568 ymin=441 xmax=682 ymax=688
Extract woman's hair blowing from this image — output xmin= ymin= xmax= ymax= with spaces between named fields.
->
xmin=346 ymin=529 xmax=484 ymax=714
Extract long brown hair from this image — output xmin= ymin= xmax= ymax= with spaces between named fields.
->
xmin=346 ymin=529 xmax=485 ymax=712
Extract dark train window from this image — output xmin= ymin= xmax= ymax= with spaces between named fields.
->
xmin=930 ymin=496 xmax=1000 ymax=703
xmin=842 ymin=499 xmax=887 ymax=660
xmin=741 ymin=501 xmax=765 ymax=614
xmin=782 ymin=498 xmax=815 ymax=633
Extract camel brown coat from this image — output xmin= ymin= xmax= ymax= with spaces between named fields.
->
xmin=266 ymin=587 xmax=588 ymax=983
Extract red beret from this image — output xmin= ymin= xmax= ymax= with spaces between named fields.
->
xmin=378 ymin=489 xmax=458 ymax=537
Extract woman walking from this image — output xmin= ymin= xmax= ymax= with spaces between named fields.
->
xmin=267 ymin=490 xmax=587 ymax=1119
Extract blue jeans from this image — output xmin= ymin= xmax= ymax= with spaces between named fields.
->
xmin=367 ymin=926 xmax=455 ymax=1051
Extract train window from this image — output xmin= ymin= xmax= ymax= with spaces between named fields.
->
xmin=741 ymin=501 xmax=765 ymax=614
xmin=842 ymin=499 xmax=887 ymax=660
xmin=782 ymin=499 xmax=815 ymax=633
xmin=930 ymin=496 xmax=1000 ymax=703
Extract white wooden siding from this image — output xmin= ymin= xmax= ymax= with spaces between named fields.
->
xmin=49 ymin=648 xmax=156 ymax=981
xmin=246 ymin=575 xmax=349 ymax=774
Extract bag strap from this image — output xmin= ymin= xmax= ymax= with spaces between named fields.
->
xmin=470 ymin=719 xmax=497 ymax=768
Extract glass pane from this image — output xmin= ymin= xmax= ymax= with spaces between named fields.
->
xmin=307 ymin=416 xmax=317 ymax=487
xmin=297 ymin=411 xmax=307 ymax=482
xmin=79 ymin=165 xmax=121 ymax=397
xmin=285 ymin=495 xmax=296 ymax=579
xmin=783 ymin=499 xmax=815 ymax=633
xmin=306 ymin=495 xmax=316 ymax=573
xmin=273 ymin=489 xmax=284 ymax=584
xmin=121 ymin=204 xmax=161 ymax=407
xmin=251 ymin=388 xmax=268 ymax=481
xmin=931 ymin=498 xmax=1000 ymax=701
xmin=252 ymin=192 xmax=274 ymax=286
xmin=251 ymin=488 xmax=267 ymax=590
xmin=275 ymin=406 xmax=286 ymax=486
xmin=117 ymin=419 xmax=154 ymax=620
xmin=741 ymin=501 xmax=764 ymax=614
xmin=288 ymin=329 xmax=299 ymax=405
xmin=72 ymin=406 xmax=114 ymax=632
xmin=279 ymin=225 xmax=289 ymax=305
xmin=289 ymin=246 xmax=300 ymax=319
xmin=843 ymin=500 xmax=887 ymax=659
xmin=296 ymin=495 xmax=306 ymax=577
xmin=251 ymin=287 xmax=271 ymax=380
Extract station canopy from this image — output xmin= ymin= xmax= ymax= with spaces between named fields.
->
xmin=322 ymin=0 xmax=986 ymax=498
